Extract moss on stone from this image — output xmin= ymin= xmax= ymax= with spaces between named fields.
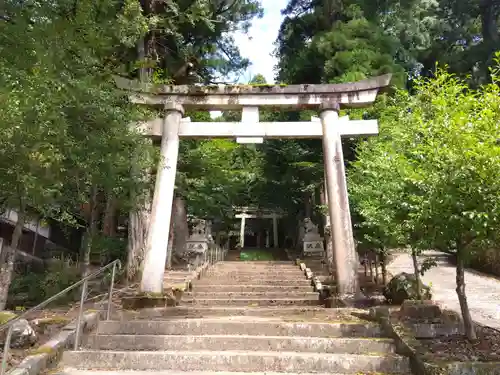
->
xmin=29 ymin=345 xmax=56 ymax=355
xmin=0 ymin=311 xmax=16 ymax=324
xmin=35 ymin=316 xmax=71 ymax=326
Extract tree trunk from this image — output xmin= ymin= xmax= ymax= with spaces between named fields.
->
xmin=456 ymin=247 xmax=477 ymax=341
xmin=165 ymin=199 xmax=176 ymax=269
xmin=479 ymin=0 xmax=499 ymax=45
xmin=126 ymin=44 xmax=151 ymax=282
xmin=102 ymin=194 xmax=117 ymax=237
xmin=411 ymin=249 xmax=423 ymax=300
xmin=31 ymin=220 xmax=40 ymax=255
xmin=304 ymin=192 xmax=312 ymax=218
xmin=80 ymin=186 xmax=99 ymax=277
xmin=0 ymin=207 xmax=25 ymax=310
xmin=126 ymin=203 xmax=150 ymax=282
xmin=137 ymin=37 xmax=150 ymax=82
xmin=172 ymin=195 xmax=188 ymax=257
xmin=380 ymin=251 xmax=388 ymax=285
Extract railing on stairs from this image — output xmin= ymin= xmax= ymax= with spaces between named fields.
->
xmin=0 ymin=259 xmax=121 ymax=375
xmin=188 ymin=243 xmax=229 ymax=273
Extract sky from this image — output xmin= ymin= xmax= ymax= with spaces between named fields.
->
xmin=232 ymin=0 xmax=288 ymax=83
xmin=210 ymin=1 xmax=287 ymax=118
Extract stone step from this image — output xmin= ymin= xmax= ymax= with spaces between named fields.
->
xmin=198 ymin=279 xmax=311 ymax=286
xmin=114 ymin=306 xmax=363 ymax=319
xmin=217 ymin=261 xmax=293 ymax=265
xmin=96 ymin=319 xmax=381 ymax=337
xmin=202 ymin=275 xmax=307 ymax=280
xmin=211 ymin=270 xmax=301 ymax=273
xmin=56 ymin=370 xmax=407 ymax=375
xmin=207 ymin=271 xmax=305 ymax=276
xmin=192 ymin=285 xmax=314 ymax=292
xmin=182 ymin=298 xmax=319 ymax=307
xmin=88 ymin=334 xmax=395 ymax=353
xmin=213 ymin=265 xmax=297 ymax=269
xmin=164 ymin=278 xmax=191 ymax=283
xmin=184 ymin=292 xmax=319 ymax=299
xmin=62 ymin=350 xmax=410 ymax=373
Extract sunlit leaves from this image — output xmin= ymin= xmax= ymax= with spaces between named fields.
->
xmin=349 ymin=62 xmax=500 ymax=257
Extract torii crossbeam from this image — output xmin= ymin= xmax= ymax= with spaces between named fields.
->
xmin=116 ymin=74 xmax=392 ymax=300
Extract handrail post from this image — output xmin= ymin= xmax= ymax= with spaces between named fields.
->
xmin=106 ymin=262 xmax=117 ymax=320
xmin=74 ymin=278 xmax=88 ymax=350
xmin=1 ymin=325 xmax=13 ymax=375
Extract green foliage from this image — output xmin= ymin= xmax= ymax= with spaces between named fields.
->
xmin=350 ymin=58 xmax=500 ymax=266
xmin=383 ymin=272 xmax=432 ymax=304
xmin=131 ymin=0 xmax=263 ymax=83
xmin=90 ymin=235 xmax=128 ymax=265
xmin=8 ymin=259 xmax=81 ymax=307
xmin=239 ymin=250 xmax=275 ymax=261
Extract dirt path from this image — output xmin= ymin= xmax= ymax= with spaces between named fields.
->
xmin=387 ymin=250 xmax=500 ymax=329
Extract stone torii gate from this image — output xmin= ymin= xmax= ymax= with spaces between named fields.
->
xmin=116 ymin=75 xmax=392 ymax=299
xmin=234 ymin=207 xmax=284 ymax=248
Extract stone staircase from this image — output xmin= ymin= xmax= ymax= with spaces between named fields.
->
xmin=59 ymin=260 xmax=411 ymax=375
xmin=182 ymin=261 xmax=319 ymax=306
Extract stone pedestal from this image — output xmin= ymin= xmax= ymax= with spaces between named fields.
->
xmin=301 ymin=218 xmax=324 ymax=257
xmin=185 ymin=220 xmax=209 ymax=255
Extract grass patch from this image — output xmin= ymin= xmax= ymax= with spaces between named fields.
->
xmin=239 ymin=249 xmax=275 ymax=261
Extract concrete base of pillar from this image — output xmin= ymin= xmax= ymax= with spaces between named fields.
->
xmin=324 ymin=290 xmax=376 ymax=308
xmin=121 ymin=292 xmax=182 ymax=309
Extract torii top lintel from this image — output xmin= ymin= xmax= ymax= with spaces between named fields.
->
xmin=114 ymin=74 xmax=392 ymax=110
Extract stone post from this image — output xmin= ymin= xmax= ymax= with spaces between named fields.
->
xmin=272 ymin=214 xmax=279 ymax=248
xmin=320 ymin=103 xmax=359 ymax=298
xmin=239 ymin=215 xmax=246 ymax=248
xmin=140 ymin=103 xmax=184 ymax=293
xmin=265 ymin=229 xmax=270 ymax=248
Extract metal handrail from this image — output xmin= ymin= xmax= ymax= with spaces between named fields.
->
xmin=0 ymin=259 xmax=121 ymax=375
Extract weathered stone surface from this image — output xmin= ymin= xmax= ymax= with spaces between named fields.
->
xmin=182 ymin=297 xmax=319 ymax=307
xmin=305 ymin=268 xmax=313 ymax=280
xmin=62 ymin=349 xmax=409 ymax=373
xmin=411 ymin=323 xmax=464 ymax=338
xmin=185 ymin=291 xmax=319 ymax=299
xmin=198 ymin=278 xmax=312 ymax=286
xmin=5 ymin=318 xmax=37 ymax=349
xmin=192 ymin=285 xmax=313 ymax=293
xmin=113 ymin=306 xmax=358 ymax=319
xmin=58 ymin=260 xmax=413 ymax=375
xmin=96 ymin=319 xmax=382 ymax=338
xmin=383 ymin=272 xmax=432 ymax=304
xmin=90 ymin=334 xmax=395 ymax=353
xmin=5 ymin=312 xmax=99 ymax=375
xmin=121 ymin=294 xmax=179 ymax=309
xmin=400 ymin=300 xmax=442 ymax=320
xmin=115 ymin=74 xmax=393 ymax=95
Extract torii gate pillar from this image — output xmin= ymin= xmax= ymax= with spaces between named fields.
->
xmin=320 ymin=103 xmax=359 ymax=298
xmin=140 ymin=103 xmax=183 ymax=293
